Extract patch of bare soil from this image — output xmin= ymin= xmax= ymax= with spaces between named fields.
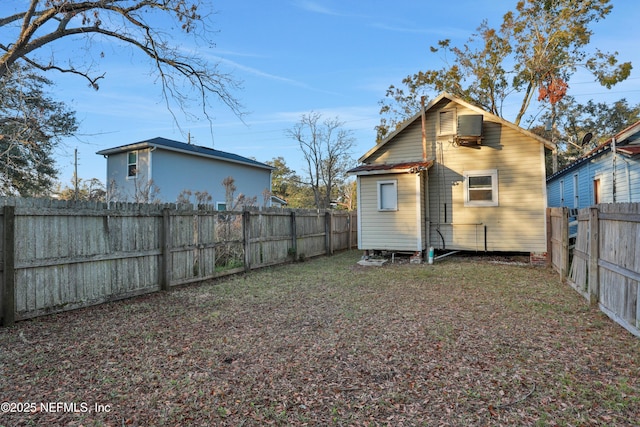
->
xmin=1 ymin=251 xmax=638 ymax=426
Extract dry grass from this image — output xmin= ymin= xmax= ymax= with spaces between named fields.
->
xmin=1 ymin=250 xmax=639 ymax=426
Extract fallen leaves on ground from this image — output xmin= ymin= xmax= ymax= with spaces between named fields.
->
xmin=1 ymin=251 xmax=638 ymax=426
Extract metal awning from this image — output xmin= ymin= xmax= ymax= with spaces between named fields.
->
xmin=347 ymin=160 xmax=433 ymax=176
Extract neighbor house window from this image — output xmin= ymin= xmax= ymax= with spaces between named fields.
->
xmin=464 ymin=169 xmax=498 ymax=207
xmin=377 ymin=180 xmax=398 ymax=211
xmin=438 ymin=109 xmax=456 ymax=135
xmin=216 ymin=202 xmax=227 ymax=211
xmin=560 ymin=179 xmax=565 ymax=205
xmin=127 ymin=151 xmax=138 ymax=178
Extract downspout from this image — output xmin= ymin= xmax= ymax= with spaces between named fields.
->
xmin=611 ymin=137 xmax=617 ymax=202
xmin=421 ymin=98 xmax=445 ymax=249
xmin=149 ymin=146 xmax=157 ymax=183
xmin=625 ymin=158 xmax=632 ymax=202
xmin=421 ymin=96 xmax=427 ymax=162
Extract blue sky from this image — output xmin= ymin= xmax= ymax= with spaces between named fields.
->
xmin=4 ymin=1 xmax=640 ymax=186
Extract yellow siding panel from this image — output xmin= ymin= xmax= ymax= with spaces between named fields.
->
xmin=428 ymin=120 xmax=547 ymax=252
xmin=358 ymin=174 xmax=422 ymax=251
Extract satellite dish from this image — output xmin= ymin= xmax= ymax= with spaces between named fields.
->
xmin=581 ymin=132 xmax=593 ymax=146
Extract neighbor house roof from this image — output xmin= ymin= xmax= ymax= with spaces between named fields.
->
xmin=357 ymin=92 xmax=556 ymax=164
xmin=546 ymin=120 xmax=640 ymax=182
xmin=96 ymin=137 xmax=274 ymax=170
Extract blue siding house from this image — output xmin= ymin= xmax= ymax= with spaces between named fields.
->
xmin=97 ymin=137 xmax=274 ymax=207
xmin=547 ymin=121 xmax=640 ymax=209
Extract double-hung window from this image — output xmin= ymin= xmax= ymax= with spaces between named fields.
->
xmin=464 ymin=169 xmax=498 ymax=207
xmin=127 ymin=151 xmax=138 ymax=178
xmin=377 ymin=180 xmax=398 ymax=211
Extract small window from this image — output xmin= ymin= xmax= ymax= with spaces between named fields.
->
xmin=593 ymin=178 xmax=601 ymax=204
xmin=127 ymin=151 xmax=138 ymax=178
xmin=216 ymin=202 xmax=227 ymax=211
xmin=560 ymin=179 xmax=565 ymax=204
xmin=377 ymin=180 xmax=398 ymax=211
xmin=438 ymin=109 xmax=456 ymax=135
xmin=464 ymin=170 xmax=498 ymax=207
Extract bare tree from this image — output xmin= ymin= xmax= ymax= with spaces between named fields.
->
xmin=286 ymin=112 xmax=355 ymax=209
xmin=222 ymin=176 xmax=256 ymax=211
xmin=132 ymin=177 xmax=160 ymax=203
xmin=0 ymin=1 xmax=243 ymax=125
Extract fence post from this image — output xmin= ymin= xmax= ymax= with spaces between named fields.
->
xmin=588 ymin=206 xmax=600 ymax=306
xmin=546 ymin=208 xmax=552 ymax=267
xmin=290 ymin=211 xmax=297 ymax=259
xmin=160 ymin=208 xmax=172 ymax=291
xmin=325 ymin=211 xmax=333 ymax=255
xmin=243 ymin=210 xmax=251 ymax=271
xmin=348 ymin=212 xmax=353 ymax=249
xmin=2 ymin=206 xmax=15 ymax=326
xmin=561 ymin=207 xmax=569 ymax=280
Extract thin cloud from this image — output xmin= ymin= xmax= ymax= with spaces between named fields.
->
xmin=371 ymin=22 xmax=469 ymax=38
xmin=209 ymin=55 xmax=309 ymax=88
xmin=293 ymin=0 xmax=342 ymax=16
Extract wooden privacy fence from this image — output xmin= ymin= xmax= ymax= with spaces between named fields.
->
xmin=0 ymin=198 xmax=357 ymax=326
xmin=548 ymin=204 xmax=640 ymax=337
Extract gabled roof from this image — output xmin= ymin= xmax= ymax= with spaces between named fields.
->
xmin=546 ymin=120 xmax=640 ymax=182
xmin=358 ymin=92 xmax=556 ymax=164
xmin=96 ymin=137 xmax=274 ymax=170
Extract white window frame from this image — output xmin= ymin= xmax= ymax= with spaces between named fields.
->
xmin=216 ymin=201 xmax=227 ymax=211
xmin=560 ymin=179 xmax=565 ymax=205
xmin=377 ymin=180 xmax=398 ymax=211
xmin=438 ymin=109 xmax=456 ymax=136
xmin=463 ymin=169 xmax=499 ymax=207
xmin=127 ymin=151 xmax=138 ymax=179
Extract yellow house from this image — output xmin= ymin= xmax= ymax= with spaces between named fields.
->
xmin=349 ymin=93 xmax=556 ymax=261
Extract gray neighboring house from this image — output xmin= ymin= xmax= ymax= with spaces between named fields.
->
xmin=96 ymin=137 xmax=274 ymax=207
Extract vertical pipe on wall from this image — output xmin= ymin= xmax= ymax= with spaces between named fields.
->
xmin=421 ymin=96 xmax=427 ymax=162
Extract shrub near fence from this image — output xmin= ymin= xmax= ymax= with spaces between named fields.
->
xmin=0 ymin=198 xmax=357 ymax=326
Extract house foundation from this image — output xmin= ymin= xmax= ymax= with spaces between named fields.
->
xmin=530 ymin=252 xmax=548 ymax=266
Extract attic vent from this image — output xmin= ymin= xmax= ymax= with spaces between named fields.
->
xmin=456 ymin=115 xmax=483 ymax=145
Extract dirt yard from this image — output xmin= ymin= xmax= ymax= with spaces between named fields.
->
xmin=1 ymin=251 xmax=638 ymax=426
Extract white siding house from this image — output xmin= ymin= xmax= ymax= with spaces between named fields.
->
xmin=349 ymin=93 xmax=556 ymax=260
xmin=97 ymin=137 xmax=274 ymax=206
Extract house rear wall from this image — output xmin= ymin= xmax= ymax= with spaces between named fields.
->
xmin=361 ymin=99 xmax=548 ymax=253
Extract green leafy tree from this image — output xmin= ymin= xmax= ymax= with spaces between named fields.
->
xmin=266 ymin=156 xmax=300 ymax=202
xmin=532 ymin=97 xmax=640 ymax=174
xmin=378 ymin=0 xmax=632 ymax=139
xmin=0 ymin=65 xmax=77 ymax=196
xmin=56 ymin=176 xmax=106 ymax=201
xmin=0 ymin=0 xmax=242 ymax=125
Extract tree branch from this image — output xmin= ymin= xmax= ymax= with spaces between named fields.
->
xmin=1 ymin=0 xmax=243 ymax=131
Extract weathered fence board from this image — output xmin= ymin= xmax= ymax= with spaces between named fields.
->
xmin=550 ymin=203 xmax=640 ymax=338
xmin=548 ymin=207 xmax=569 ymax=277
xmin=0 ymin=198 xmax=357 ymax=325
xmin=568 ymin=209 xmax=590 ymax=299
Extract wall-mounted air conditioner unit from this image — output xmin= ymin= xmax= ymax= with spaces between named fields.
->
xmin=456 ymin=114 xmax=483 ymax=144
